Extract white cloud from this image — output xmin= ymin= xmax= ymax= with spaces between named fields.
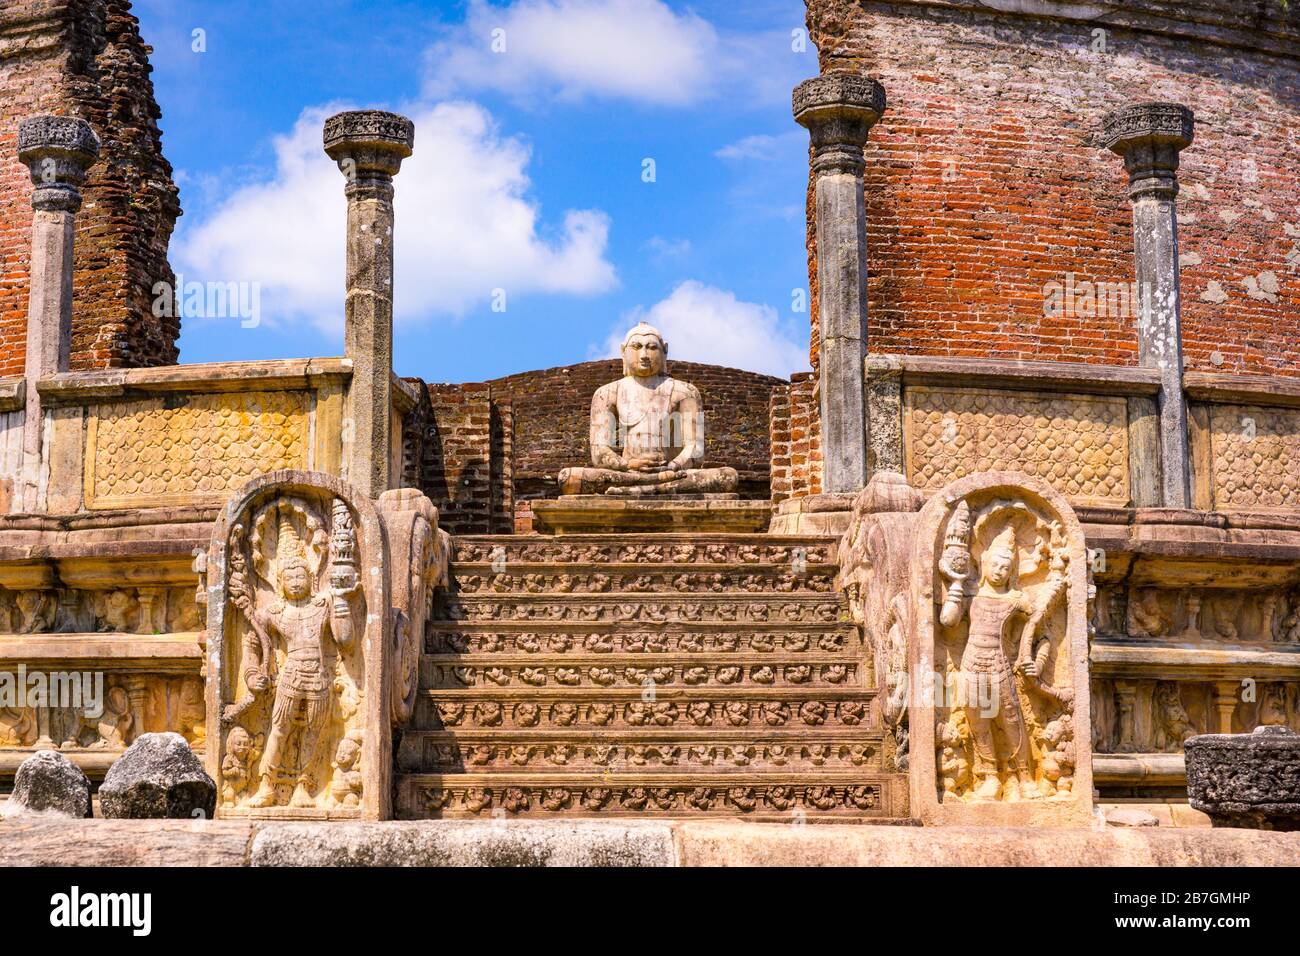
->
xmin=715 ymin=130 xmax=804 ymax=163
xmin=176 ymin=101 xmax=616 ymax=333
xmin=642 ymin=236 xmax=692 ymax=260
xmin=424 ymin=0 xmax=719 ymax=106
xmin=597 ymin=280 xmax=809 ymax=377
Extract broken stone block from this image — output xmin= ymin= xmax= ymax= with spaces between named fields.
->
xmin=3 ymin=750 xmax=93 ymax=819
xmin=100 ymin=732 xmax=216 ymax=819
xmin=1104 ymin=807 xmax=1160 ymax=828
xmin=1186 ymin=726 xmax=1300 ymax=831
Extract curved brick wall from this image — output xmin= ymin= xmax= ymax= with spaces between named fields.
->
xmin=806 ymin=0 xmax=1300 ymax=378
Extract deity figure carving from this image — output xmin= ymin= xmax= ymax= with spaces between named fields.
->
xmin=937 ymin=504 xmax=1071 ymax=800
xmin=557 ymin=323 xmax=738 ymax=496
xmin=913 ymin=475 xmax=1090 ymax=824
xmin=214 ymin=489 xmax=366 ymax=812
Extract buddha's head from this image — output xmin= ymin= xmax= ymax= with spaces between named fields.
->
xmin=621 ymin=323 xmax=667 ymax=378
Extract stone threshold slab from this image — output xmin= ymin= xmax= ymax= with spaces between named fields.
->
xmin=532 ymin=498 xmax=771 ymax=534
xmin=1 ymin=818 xmax=1297 ymax=867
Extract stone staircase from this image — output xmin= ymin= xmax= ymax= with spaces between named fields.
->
xmin=394 ymin=533 xmax=907 ymax=820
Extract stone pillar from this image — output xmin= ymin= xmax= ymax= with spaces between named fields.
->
xmin=1102 ymin=103 xmax=1194 ymax=510
xmin=15 ymin=116 xmax=100 ymax=513
xmin=323 ymin=110 xmax=415 ymax=499
xmin=793 ymin=74 xmax=885 ymax=495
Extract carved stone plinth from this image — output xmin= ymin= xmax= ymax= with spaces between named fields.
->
xmin=531 ymin=497 xmax=771 ymax=535
xmin=1186 ymin=725 xmax=1300 ymax=831
xmin=909 ymin=473 xmax=1092 ymax=826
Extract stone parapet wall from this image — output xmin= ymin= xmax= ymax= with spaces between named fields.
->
xmin=0 ymin=0 xmax=180 ymax=376
xmin=803 ymin=0 xmax=1300 ymax=379
xmin=22 ymin=358 xmax=349 ymax=516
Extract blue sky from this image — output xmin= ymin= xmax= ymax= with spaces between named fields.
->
xmin=134 ymin=0 xmax=816 ymax=383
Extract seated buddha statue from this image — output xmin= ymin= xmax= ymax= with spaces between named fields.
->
xmin=558 ymin=323 xmax=738 ymax=497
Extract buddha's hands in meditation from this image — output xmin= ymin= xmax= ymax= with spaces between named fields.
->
xmin=623 ymin=453 xmax=672 ymax=473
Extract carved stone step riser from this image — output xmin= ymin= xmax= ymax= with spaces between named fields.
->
xmin=449 ymin=569 xmax=837 ymax=596
xmin=425 ymin=631 xmax=857 ymax=655
xmin=414 ymin=697 xmax=877 ymax=732
xmin=419 ymin=660 xmax=863 ymax=691
xmin=398 ymin=739 xmax=886 ymax=774
xmin=453 ymin=541 xmax=836 ymax=567
xmin=438 ymin=599 xmax=847 ymax=626
xmin=395 ymin=775 xmax=902 ymax=819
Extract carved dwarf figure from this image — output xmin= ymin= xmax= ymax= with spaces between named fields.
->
xmin=221 ymin=726 xmax=259 ymax=805
xmin=558 ymin=323 xmax=738 ymax=496
xmin=1154 ymin=681 xmax=1195 ymax=750
xmin=329 ymin=733 xmax=364 ymax=807
xmin=1037 ymin=714 xmax=1075 ymax=795
xmin=14 ymin=590 xmax=53 ymax=634
xmin=938 ymin=714 xmax=972 ymax=796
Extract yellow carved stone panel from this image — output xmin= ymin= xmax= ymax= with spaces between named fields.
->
xmin=905 ymin=386 xmax=1130 ymax=506
xmin=85 ymin=390 xmax=310 ymax=509
xmin=1209 ymin=404 xmax=1300 ymax=512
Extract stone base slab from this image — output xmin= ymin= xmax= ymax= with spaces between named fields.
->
xmin=768 ymin=494 xmax=855 ymax=536
xmin=2 ymin=817 xmax=1296 ymax=866
xmin=531 ymin=497 xmax=771 ymax=534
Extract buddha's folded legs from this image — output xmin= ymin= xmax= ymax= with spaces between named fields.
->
xmin=559 ymin=466 xmax=738 ymax=496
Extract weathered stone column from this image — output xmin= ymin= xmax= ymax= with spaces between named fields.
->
xmin=16 ymin=116 xmax=99 ymax=513
xmin=794 ymin=74 xmax=885 ymax=495
xmin=1102 ymin=103 xmax=1194 ymax=509
xmin=323 ymin=110 xmax=415 ymax=499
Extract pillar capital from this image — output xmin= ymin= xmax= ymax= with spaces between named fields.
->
xmin=323 ymin=110 xmax=415 ymax=190
xmin=1101 ymin=102 xmax=1194 ymax=200
xmin=793 ymin=74 xmax=886 ymax=176
xmin=17 ymin=115 xmax=100 ymax=213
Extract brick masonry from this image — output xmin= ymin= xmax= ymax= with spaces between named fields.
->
xmin=418 ymin=359 xmax=783 ymax=533
xmin=804 ymin=0 xmax=1300 ymax=376
xmin=0 ymin=0 xmax=180 ymax=377
xmin=769 ymin=372 xmax=823 ymax=503
xmin=784 ymin=0 xmax=1300 ymax=499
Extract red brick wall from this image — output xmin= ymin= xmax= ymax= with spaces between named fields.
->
xmin=769 ymin=372 xmax=822 ymax=503
xmin=805 ymin=0 xmax=1300 ymax=378
xmin=421 ymin=383 xmax=500 ymax=536
xmin=0 ymin=0 xmax=179 ymax=377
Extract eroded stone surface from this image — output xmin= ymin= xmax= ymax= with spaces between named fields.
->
xmin=1186 ymin=726 xmax=1300 ymax=831
xmin=100 ymin=732 xmax=216 ymax=819
xmin=4 ymin=750 xmax=92 ymax=818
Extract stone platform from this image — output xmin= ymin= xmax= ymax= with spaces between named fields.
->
xmin=531 ymin=496 xmax=771 ymax=534
xmin=1 ymin=817 xmax=1297 ymax=866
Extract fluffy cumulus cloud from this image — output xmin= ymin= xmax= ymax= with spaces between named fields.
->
xmin=423 ymin=0 xmax=720 ymax=105
xmin=598 ymin=280 xmax=809 ymax=377
xmin=177 ymin=101 xmax=616 ymax=332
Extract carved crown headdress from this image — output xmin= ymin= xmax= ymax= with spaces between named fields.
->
xmin=248 ymin=496 xmax=327 ymax=589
